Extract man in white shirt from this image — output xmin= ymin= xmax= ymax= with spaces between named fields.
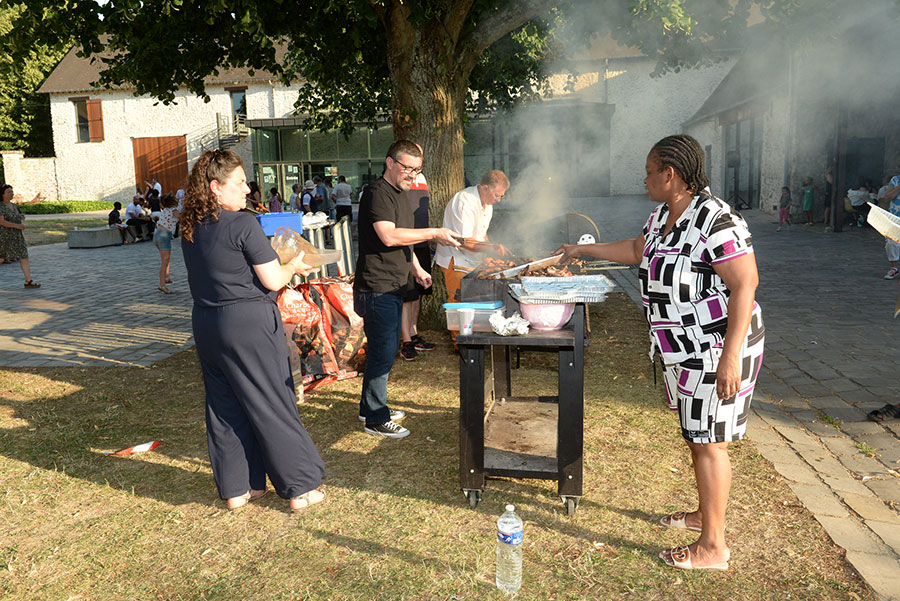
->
xmin=435 ymin=170 xmax=509 ymax=311
xmin=125 ymin=195 xmax=151 ymax=241
xmin=333 ymin=175 xmax=354 ymax=222
xmin=847 ymin=182 xmax=872 ymax=227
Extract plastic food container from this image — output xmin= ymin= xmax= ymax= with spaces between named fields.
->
xmin=519 ymin=302 xmax=575 ymax=330
xmin=443 ymin=301 xmax=503 ymax=332
xmin=257 ymin=212 xmax=306 ymax=236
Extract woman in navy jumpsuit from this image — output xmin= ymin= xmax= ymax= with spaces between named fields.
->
xmin=180 ymin=149 xmax=326 ymax=511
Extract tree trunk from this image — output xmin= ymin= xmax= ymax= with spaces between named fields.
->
xmin=384 ymin=16 xmax=472 ymax=328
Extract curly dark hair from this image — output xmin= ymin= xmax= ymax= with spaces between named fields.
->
xmin=180 ymin=149 xmax=243 ymax=242
xmin=650 ymin=134 xmax=709 ymax=195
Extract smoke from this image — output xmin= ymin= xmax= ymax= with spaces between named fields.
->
xmin=486 ymin=0 xmax=900 ymax=255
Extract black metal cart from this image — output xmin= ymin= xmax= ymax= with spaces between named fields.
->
xmin=456 ymin=303 xmax=585 ymax=515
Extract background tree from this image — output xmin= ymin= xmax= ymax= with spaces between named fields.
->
xmin=0 ymin=4 xmax=71 ymax=164
xmin=7 ymin=0 xmax=801 ymax=318
xmin=7 ymin=0 xmax=800 ymax=208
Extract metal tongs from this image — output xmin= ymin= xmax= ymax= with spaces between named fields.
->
xmin=453 ymin=235 xmax=513 ymax=258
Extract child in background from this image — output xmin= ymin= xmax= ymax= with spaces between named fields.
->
xmin=268 ymin=187 xmax=283 ymax=213
xmin=801 ymin=177 xmax=814 ymax=225
xmin=777 ymin=186 xmax=792 ymax=231
xmin=154 ymin=194 xmax=180 ymax=294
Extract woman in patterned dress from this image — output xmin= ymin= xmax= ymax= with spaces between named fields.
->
xmin=557 ymin=134 xmax=763 ymax=571
xmin=0 ymin=185 xmax=40 ymax=288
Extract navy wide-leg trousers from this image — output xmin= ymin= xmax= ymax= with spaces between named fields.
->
xmin=193 ymin=300 xmax=325 ymax=500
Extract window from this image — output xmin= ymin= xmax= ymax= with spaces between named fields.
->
xmin=71 ymin=98 xmax=104 ymax=143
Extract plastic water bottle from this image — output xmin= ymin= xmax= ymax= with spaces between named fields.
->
xmin=496 ymin=504 xmax=523 ymax=593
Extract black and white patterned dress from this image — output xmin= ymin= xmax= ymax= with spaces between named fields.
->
xmin=639 ymin=192 xmax=765 ymax=443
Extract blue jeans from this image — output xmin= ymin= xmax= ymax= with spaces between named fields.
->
xmin=354 ymin=289 xmax=403 ymax=426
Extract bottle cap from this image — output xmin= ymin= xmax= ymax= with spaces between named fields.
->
xmin=506 ymin=504 xmax=515 ymax=512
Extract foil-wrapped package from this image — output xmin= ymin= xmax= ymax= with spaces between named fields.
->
xmin=490 ymin=311 xmax=530 ymax=336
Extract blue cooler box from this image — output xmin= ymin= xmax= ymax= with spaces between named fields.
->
xmin=256 ymin=213 xmax=305 ymax=236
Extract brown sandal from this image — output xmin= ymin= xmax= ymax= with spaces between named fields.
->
xmin=24 ymin=280 xmax=40 ymax=289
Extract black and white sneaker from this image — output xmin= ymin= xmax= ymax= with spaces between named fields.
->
xmin=358 ymin=409 xmax=406 ymax=422
xmin=412 ymin=334 xmax=436 ymax=351
xmin=399 ymin=341 xmax=419 ymax=361
xmin=364 ymin=420 xmax=410 ymax=439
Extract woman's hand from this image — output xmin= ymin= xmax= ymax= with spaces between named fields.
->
xmin=716 ymin=352 xmax=742 ymax=401
xmin=289 ymin=251 xmax=313 ymax=277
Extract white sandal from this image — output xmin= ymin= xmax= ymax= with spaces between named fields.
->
xmin=659 ymin=511 xmax=702 ymax=532
xmin=659 ymin=545 xmax=729 ymax=570
xmin=290 ymin=487 xmax=326 ymax=512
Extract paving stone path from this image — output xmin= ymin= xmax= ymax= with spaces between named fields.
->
xmin=0 ymin=238 xmax=193 ymax=367
xmin=3 ymin=203 xmax=900 ymax=597
xmin=573 ymin=196 xmax=900 ymax=600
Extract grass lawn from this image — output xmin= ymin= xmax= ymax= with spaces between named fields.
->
xmin=24 ymin=218 xmax=108 ymax=247
xmin=0 ymin=294 xmax=874 ymax=600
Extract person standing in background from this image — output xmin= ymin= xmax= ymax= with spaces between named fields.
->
xmin=0 ymin=184 xmax=40 ymax=288
xmin=268 ymin=187 xmax=283 ymax=213
xmin=288 ymin=183 xmax=301 ymax=213
xmin=777 ymin=186 xmax=791 ymax=232
xmin=399 ymin=166 xmax=436 ymax=361
xmin=323 ymin=176 xmax=336 ymax=221
xmin=801 ymin=177 xmax=815 ymax=226
xmin=333 ymin=175 xmax=354 ymax=222
xmin=312 ymin=176 xmax=325 ymax=214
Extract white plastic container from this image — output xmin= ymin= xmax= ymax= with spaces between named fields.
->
xmin=443 ymin=301 xmax=503 ymax=332
xmin=867 ymin=202 xmax=900 ymax=243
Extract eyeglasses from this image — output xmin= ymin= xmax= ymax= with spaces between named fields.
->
xmin=491 ymin=189 xmax=505 ymax=200
xmin=391 ymin=156 xmax=423 ymax=176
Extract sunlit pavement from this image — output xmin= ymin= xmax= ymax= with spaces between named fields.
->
xmin=0 ymin=238 xmax=192 ymax=368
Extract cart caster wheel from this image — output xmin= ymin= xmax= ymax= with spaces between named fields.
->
xmin=466 ymin=490 xmax=482 ymax=509
xmin=564 ymin=497 xmax=578 ymax=516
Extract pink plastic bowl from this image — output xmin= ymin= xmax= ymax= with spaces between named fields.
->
xmin=519 ymin=303 xmax=575 ymax=330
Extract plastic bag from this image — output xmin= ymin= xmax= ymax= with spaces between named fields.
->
xmin=272 ymin=226 xmax=319 ymax=264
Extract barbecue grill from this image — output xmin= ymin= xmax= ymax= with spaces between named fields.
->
xmin=455 ymin=259 xmax=617 ymax=515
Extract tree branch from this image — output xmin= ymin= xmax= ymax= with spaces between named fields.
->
xmin=460 ymin=0 xmax=570 ymax=58
xmin=369 ymin=1 xmax=386 ymax=27
xmin=443 ymin=0 xmax=476 ymax=42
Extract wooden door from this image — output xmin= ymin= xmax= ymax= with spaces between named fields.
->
xmin=132 ymin=136 xmax=189 ymax=196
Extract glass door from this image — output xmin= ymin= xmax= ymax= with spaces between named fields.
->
xmin=260 ymin=164 xmax=278 ymax=209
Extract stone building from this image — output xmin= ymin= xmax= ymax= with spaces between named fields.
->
xmin=684 ymin=4 xmax=900 ymax=222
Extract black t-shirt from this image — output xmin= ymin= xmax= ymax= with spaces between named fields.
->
xmin=108 ymin=209 xmax=121 ymax=226
xmin=181 ymin=210 xmax=279 ymax=307
xmin=354 ymin=177 xmax=414 ymax=293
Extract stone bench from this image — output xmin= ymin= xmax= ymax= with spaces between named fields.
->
xmin=66 ymin=226 xmax=123 ymax=249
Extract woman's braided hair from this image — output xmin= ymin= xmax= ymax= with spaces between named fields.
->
xmin=180 ymin=149 xmax=243 ymax=242
xmin=650 ymin=134 xmax=709 ymax=196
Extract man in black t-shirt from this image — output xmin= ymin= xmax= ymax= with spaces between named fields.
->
xmin=353 ymin=139 xmax=460 ymax=439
